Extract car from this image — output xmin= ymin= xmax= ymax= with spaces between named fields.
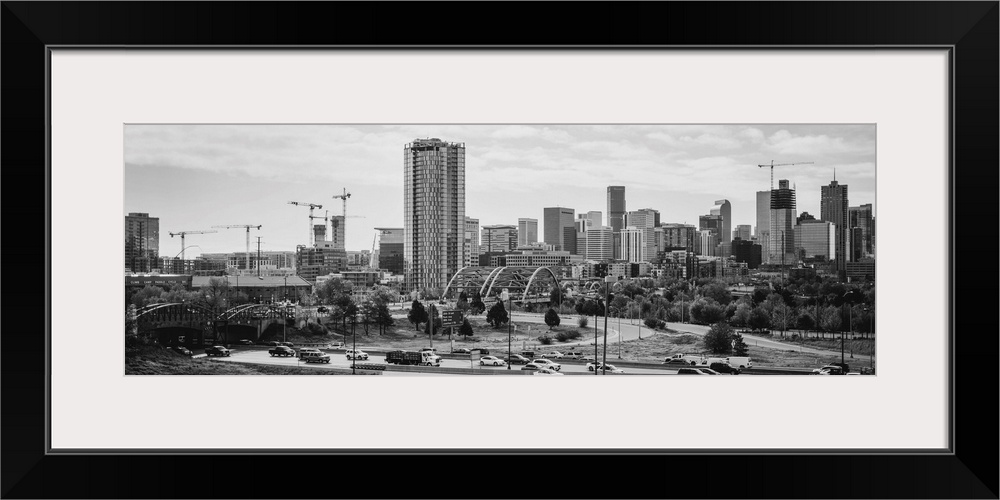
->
xmin=419 ymin=347 xmax=438 ymax=353
xmin=171 ymin=346 xmax=193 ymax=356
xmin=327 ymin=342 xmax=345 ymax=350
xmin=267 ymin=341 xmax=280 ymax=346
xmin=541 ymin=351 xmax=565 ymax=359
xmin=237 ymin=339 xmax=254 ymax=345
xmin=521 ymin=362 xmax=543 ymax=371
xmin=662 ymin=358 xmax=691 ymax=366
xmin=812 ymin=364 xmax=847 ymax=375
xmin=453 ymin=348 xmax=472 ymax=354
xmin=529 ymin=359 xmax=561 ymax=371
xmin=471 ymin=348 xmax=490 ymax=355
xmin=317 ymin=306 xmax=329 ymax=313
xmin=534 ymin=368 xmax=564 ymax=375
xmin=205 ymin=345 xmax=232 ymax=357
xmin=695 ymin=368 xmax=721 ymax=375
xmin=505 ymin=354 xmax=531 ymax=365
xmin=586 ymin=362 xmax=625 ymax=373
xmin=676 ymin=368 xmax=709 ymax=374
xmin=709 ymin=362 xmax=741 ymax=375
xmin=280 ymin=341 xmax=295 ymax=347
xmin=563 ymin=352 xmax=584 ymax=360
xmin=268 ymin=345 xmax=295 ymax=357
xmin=520 ymin=351 xmax=536 ymax=359
xmin=479 ymin=356 xmax=507 ymax=366
xmin=345 ymin=349 xmax=369 ymax=360
xmin=297 ymin=348 xmax=322 ymax=358
xmin=300 ymin=350 xmax=332 ymax=364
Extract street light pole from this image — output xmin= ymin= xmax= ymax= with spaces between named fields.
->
xmin=602 ymin=276 xmax=614 ymax=375
xmin=502 ymin=290 xmax=511 ymax=370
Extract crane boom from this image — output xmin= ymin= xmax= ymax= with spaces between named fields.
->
xmin=757 ymin=160 xmax=814 ymax=190
xmin=168 ymin=230 xmax=217 ymax=261
xmin=288 ymin=201 xmax=324 ymax=246
xmin=331 ymin=188 xmax=353 ymax=248
xmin=212 ymin=225 xmax=262 ymax=271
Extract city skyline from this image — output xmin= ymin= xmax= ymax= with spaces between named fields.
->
xmin=125 ymin=124 xmax=875 ymax=260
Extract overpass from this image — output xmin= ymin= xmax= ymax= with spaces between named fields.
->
xmin=443 ymin=265 xmax=560 ymax=304
xmin=134 ymin=302 xmax=295 ymax=346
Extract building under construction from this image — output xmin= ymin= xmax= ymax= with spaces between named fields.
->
xmin=769 ymin=179 xmax=797 ymax=266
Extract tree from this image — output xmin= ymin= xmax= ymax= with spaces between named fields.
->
xmin=469 ymin=292 xmax=486 ymax=315
xmin=317 ymin=278 xmax=352 ymax=305
xmin=549 ymin=286 xmax=562 ymax=306
xmin=732 ymin=332 xmax=750 ymax=356
xmin=423 ymin=314 xmax=443 ymax=335
xmin=703 ymin=322 xmax=735 ymax=355
xmin=770 ymin=303 xmax=794 ymax=332
xmin=131 ymin=285 xmax=165 ymax=308
xmin=544 ymin=308 xmax=560 ymax=329
xmin=486 ymin=300 xmax=509 ymax=328
xmin=458 ymin=318 xmax=474 ymax=337
xmin=730 ymin=303 xmax=752 ymax=328
xmin=408 ymin=300 xmax=428 ymax=330
xmin=819 ymin=305 xmax=842 ymax=332
xmin=699 ymin=281 xmax=732 ymax=306
xmin=375 ymin=302 xmax=394 ymax=335
xmin=748 ymin=306 xmax=771 ymax=332
xmin=199 ymin=277 xmax=231 ymax=310
xmin=796 ymin=310 xmax=816 ymax=332
xmin=360 ymin=300 xmax=376 ymax=334
xmin=344 ymin=302 xmax=359 ymax=336
xmin=690 ymin=298 xmax=725 ymax=325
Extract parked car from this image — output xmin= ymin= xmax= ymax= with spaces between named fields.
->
xmin=506 ymin=354 xmax=530 ymax=365
xmin=268 ymin=345 xmax=295 ymax=357
xmin=453 ymin=348 xmax=472 ymax=354
xmin=709 ymin=362 xmax=741 ymax=375
xmin=171 ymin=346 xmax=193 ymax=356
xmin=529 ymin=359 xmax=561 ymax=371
xmin=479 ymin=356 xmax=507 ymax=366
xmin=205 ymin=345 xmax=231 ymax=357
xmin=237 ymin=339 xmax=254 ymax=345
xmin=534 ymin=368 xmax=564 ymax=376
xmin=541 ymin=351 xmax=565 ymax=359
xmin=676 ymin=368 xmax=708 ymax=375
xmin=345 ymin=349 xmax=369 ymax=360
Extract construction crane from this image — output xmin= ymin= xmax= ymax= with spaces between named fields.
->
xmin=331 ymin=188 xmax=366 ymax=249
xmin=168 ymin=230 xmax=217 ymax=261
xmin=369 ymin=233 xmax=378 ymax=269
xmin=288 ymin=201 xmax=324 ymax=246
xmin=212 ymin=224 xmax=262 ymax=271
xmin=757 ymin=160 xmax=814 ymax=190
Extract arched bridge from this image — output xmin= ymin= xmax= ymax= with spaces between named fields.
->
xmin=134 ymin=302 xmax=294 ymax=346
xmin=443 ymin=266 xmax=560 ymax=303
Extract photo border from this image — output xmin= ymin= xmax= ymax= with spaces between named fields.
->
xmin=3 ymin=2 xmax=996 ymax=498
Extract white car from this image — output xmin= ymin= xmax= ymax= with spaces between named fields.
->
xmin=534 ymin=368 xmax=564 ymax=375
xmin=345 ymin=349 xmax=369 ymax=360
xmin=529 ymin=359 xmax=561 ymax=371
xmin=586 ymin=362 xmax=625 ymax=373
xmin=479 ymin=355 xmax=507 ymax=366
xmin=541 ymin=351 xmax=564 ymax=359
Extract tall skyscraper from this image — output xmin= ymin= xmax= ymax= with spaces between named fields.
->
xmin=769 ymin=179 xmax=796 ymax=266
xmin=543 ymin=207 xmax=575 ymax=252
xmin=464 ymin=217 xmax=480 ymax=268
xmin=403 ymin=138 xmax=465 ymax=293
xmin=481 ymin=224 xmax=518 ymax=253
xmin=586 ymin=226 xmax=614 ymax=261
xmin=517 ymin=218 xmax=537 ymax=247
xmin=661 ymin=223 xmax=696 ymax=252
xmin=733 ymin=224 xmax=752 ymax=242
xmin=794 ymin=220 xmax=836 ymax=260
xmin=587 ymin=211 xmax=603 ymax=228
xmin=820 ymin=179 xmax=849 ymax=271
xmin=697 ymin=229 xmax=717 ymax=257
xmin=849 ymin=203 xmax=874 ymax=258
xmin=607 ymin=186 xmax=626 ymax=233
xmin=621 ymin=226 xmax=644 ymax=263
xmin=329 ymin=215 xmax=346 ymax=250
xmin=710 ymin=200 xmax=732 ymax=244
xmin=626 ymin=209 xmax=657 ymax=262
xmin=756 ymin=190 xmax=771 ymax=263
xmin=375 ymin=227 xmax=404 ymax=274
xmin=125 ymin=212 xmax=159 ymax=273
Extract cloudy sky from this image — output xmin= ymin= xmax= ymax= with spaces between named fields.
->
xmin=125 ymin=124 xmax=875 ymax=259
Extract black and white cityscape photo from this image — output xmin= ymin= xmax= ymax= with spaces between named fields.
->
xmin=124 ymin=125 xmax=876 ymax=376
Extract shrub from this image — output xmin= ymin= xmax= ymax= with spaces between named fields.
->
xmin=577 ymin=316 xmax=589 ymax=328
xmin=538 ymin=335 xmax=553 ymax=345
xmin=306 ymin=322 xmax=326 ymax=335
xmin=555 ymin=332 xmax=569 ymax=342
xmin=657 ymin=320 xmax=666 ymax=329
xmin=644 ymin=317 xmax=659 ymax=329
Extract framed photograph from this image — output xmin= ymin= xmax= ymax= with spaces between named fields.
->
xmin=3 ymin=2 xmax=996 ymax=498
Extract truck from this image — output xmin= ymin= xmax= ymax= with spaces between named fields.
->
xmin=384 ymin=350 xmax=442 ymax=366
xmin=665 ymin=353 xmax=707 ymax=365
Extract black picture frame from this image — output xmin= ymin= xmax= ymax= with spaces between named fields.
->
xmin=2 ymin=2 xmax=996 ymax=498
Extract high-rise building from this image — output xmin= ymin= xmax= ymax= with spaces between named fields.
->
xmin=481 ymin=224 xmax=518 ymax=253
xmin=661 ymin=223 xmax=697 ymax=252
xmin=697 ymin=229 xmax=717 ymax=257
xmin=625 ymin=210 xmax=657 ymax=262
xmin=517 ymin=218 xmax=537 ymax=247
xmin=329 ymin=215 xmax=346 ymax=250
xmin=375 ymin=227 xmax=404 ymax=274
xmin=820 ymin=179 xmax=849 ymax=271
xmin=699 ymin=213 xmax=724 ymax=257
xmin=769 ymin=179 xmax=796 ymax=266
xmin=710 ymin=200 xmax=732 ymax=244
xmin=621 ymin=226 xmax=644 ymax=263
xmin=403 ymin=138 xmax=465 ymax=293
xmin=733 ymin=224 xmax=751 ymax=242
xmin=794 ymin=220 xmax=836 ymax=261
xmin=543 ymin=207 xmax=575 ymax=252
xmin=586 ymin=211 xmax=603 ymax=228
xmin=849 ymin=203 xmax=874 ymax=258
xmin=756 ymin=190 xmax=771 ymax=263
xmin=464 ymin=217 xmax=480 ymax=268
xmin=732 ymin=238 xmax=762 ymax=269
xmin=125 ymin=212 xmax=159 ymax=273
xmin=586 ymin=226 xmax=614 ymax=261
xmin=607 ymin=186 xmax=626 ymax=233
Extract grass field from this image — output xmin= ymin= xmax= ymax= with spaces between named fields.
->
xmin=125 ymin=345 xmax=346 ymax=375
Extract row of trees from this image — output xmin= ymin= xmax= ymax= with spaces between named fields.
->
xmin=316 ymin=278 xmax=395 ymax=336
